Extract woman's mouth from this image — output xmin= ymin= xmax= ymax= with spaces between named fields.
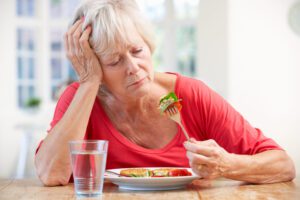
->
xmin=128 ymin=77 xmax=146 ymax=88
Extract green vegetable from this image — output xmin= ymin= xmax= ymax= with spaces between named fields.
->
xmin=159 ymin=92 xmax=179 ymax=113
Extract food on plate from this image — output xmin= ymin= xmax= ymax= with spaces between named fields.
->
xmin=120 ymin=168 xmax=151 ymax=177
xmin=152 ymin=168 xmax=192 ymax=177
xmin=158 ymin=92 xmax=182 ymax=114
xmin=120 ymin=168 xmax=192 ymax=177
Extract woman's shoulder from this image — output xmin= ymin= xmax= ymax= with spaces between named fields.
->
xmin=155 ymin=72 xmax=207 ymax=93
xmin=58 ymin=82 xmax=80 ymax=98
xmin=54 ymin=82 xmax=80 ymax=106
xmin=154 ymin=72 xmax=177 ymax=91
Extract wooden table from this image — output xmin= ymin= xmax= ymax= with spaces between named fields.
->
xmin=0 ymin=177 xmax=299 ymax=200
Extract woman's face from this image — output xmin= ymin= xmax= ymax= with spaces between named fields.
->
xmin=100 ymin=32 xmax=154 ymax=101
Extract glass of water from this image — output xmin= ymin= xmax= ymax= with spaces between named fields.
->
xmin=69 ymin=140 xmax=108 ymax=197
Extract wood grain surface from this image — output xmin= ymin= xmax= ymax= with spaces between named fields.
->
xmin=0 ymin=177 xmax=299 ymax=200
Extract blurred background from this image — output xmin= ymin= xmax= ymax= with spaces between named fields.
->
xmin=0 ymin=0 xmax=299 ymax=179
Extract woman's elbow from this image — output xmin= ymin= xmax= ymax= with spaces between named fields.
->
xmin=35 ymin=155 xmax=70 ymax=186
xmin=36 ymin=166 xmax=70 ymax=186
xmin=276 ymin=152 xmax=296 ymax=183
xmin=39 ymin=175 xmax=69 ymax=186
xmin=285 ymin=156 xmax=296 ymax=182
xmin=260 ymin=151 xmax=296 ymax=184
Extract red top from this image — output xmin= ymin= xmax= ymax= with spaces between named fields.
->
xmin=37 ymin=73 xmax=282 ymax=170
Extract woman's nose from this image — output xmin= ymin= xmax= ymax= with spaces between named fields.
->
xmin=125 ymin=55 xmax=140 ymax=75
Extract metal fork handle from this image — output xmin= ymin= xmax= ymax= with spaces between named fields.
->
xmin=178 ymin=121 xmax=190 ymax=141
xmin=105 ymin=170 xmax=128 ymax=177
xmin=167 ymin=107 xmax=190 ymax=141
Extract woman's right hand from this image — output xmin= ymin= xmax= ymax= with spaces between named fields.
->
xmin=64 ymin=18 xmax=103 ymax=85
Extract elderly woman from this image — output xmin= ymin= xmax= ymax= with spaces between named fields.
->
xmin=35 ymin=0 xmax=295 ymax=186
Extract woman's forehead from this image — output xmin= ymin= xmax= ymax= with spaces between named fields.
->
xmin=100 ymin=36 xmax=145 ymax=59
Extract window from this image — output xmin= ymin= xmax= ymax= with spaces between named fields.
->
xmin=138 ymin=0 xmax=199 ymax=76
xmin=50 ymin=0 xmax=81 ymax=18
xmin=15 ymin=0 xmax=200 ymax=108
xmin=174 ymin=0 xmax=199 ymax=20
xmin=49 ymin=0 xmax=81 ymax=100
xmin=176 ymin=25 xmax=196 ymax=76
xmin=138 ymin=0 xmax=165 ymax=22
xmin=16 ymin=0 xmax=39 ymax=109
xmin=49 ymin=28 xmax=77 ymax=100
xmin=16 ymin=28 xmax=37 ymax=108
xmin=16 ymin=0 xmax=35 ymax=17
xmin=138 ymin=0 xmax=165 ymax=71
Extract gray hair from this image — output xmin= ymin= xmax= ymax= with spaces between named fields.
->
xmin=71 ymin=0 xmax=155 ymax=57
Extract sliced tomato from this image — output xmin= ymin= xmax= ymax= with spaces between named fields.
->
xmin=173 ymin=101 xmax=182 ymax=111
xmin=166 ymin=101 xmax=182 ymax=112
xmin=169 ymin=169 xmax=192 ymax=176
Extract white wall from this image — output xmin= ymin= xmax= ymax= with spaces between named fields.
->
xmin=197 ymin=0 xmax=229 ymax=98
xmin=0 ymin=0 xmax=18 ymax=178
xmin=0 ymin=1 xmax=16 ymax=113
xmin=0 ymin=1 xmax=51 ymax=178
xmin=228 ymin=0 xmax=300 ymax=172
xmin=198 ymin=0 xmax=300 ymax=173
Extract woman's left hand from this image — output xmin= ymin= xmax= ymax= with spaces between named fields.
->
xmin=183 ymin=138 xmax=234 ymax=179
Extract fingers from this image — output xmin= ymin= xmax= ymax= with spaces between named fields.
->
xmin=184 ymin=141 xmax=214 ymax=157
xmin=72 ymin=21 xmax=85 ymax=59
xmin=193 ymin=139 xmax=218 ymax=147
xmin=184 ymin=139 xmax=223 ymax=179
xmin=64 ymin=19 xmax=89 ymax=76
xmin=63 ymin=33 xmax=69 ymax=54
xmin=63 ymin=18 xmax=102 ymax=84
xmin=189 ymin=137 xmax=197 ymax=143
xmin=67 ymin=19 xmax=83 ymax=58
xmin=191 ymin=163 xmax=218 ymax=179
xmin=190 ymin=163 xmax=207 ymax=177
xmin=79 ymin=26 xmax=94 ymax=59
xmin=189 ymin=138 xmax=218 ymax=148
xmin=64 ymin=20 xmax=83 ymax=71
xmin=186 ymin=151 xmax=217 ymax=167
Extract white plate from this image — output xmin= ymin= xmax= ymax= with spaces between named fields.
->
xmin=104 ymin=167 xmax=200 ymax=191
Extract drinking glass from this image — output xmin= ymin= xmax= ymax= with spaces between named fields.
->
xmin=69 ymin=140 xmax=108 ymax=197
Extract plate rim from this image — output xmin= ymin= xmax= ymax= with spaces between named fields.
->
xmin=104 ymin=167 xmax=200 ymax=190
xmin=105 ymin=167 xmax=200 ymax=180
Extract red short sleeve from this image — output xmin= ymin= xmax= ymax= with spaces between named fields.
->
xmin=48 ymin=82 xmax=80 ymax=132
xmin=176 ymin=75 xmax=283 ymax=155
xmin=199 ymin=82 xmax=283 ymax=154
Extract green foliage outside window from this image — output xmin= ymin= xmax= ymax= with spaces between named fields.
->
xmin=25 ymin=97 xmax=41 ymax=108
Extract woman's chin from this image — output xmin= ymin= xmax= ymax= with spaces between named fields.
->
xmin=128 ymin=80 xmax=151 ymax=97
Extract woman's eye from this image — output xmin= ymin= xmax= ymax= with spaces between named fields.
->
xmin=133 ymin=48 xmax=143 ymax=54
xmin=109 ymin=59 xmax=120 ymax=66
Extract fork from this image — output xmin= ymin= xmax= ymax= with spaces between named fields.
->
xmin=165 ymin=106 xmax=190 ymax=141
xmin=105 ymin=170 xmax=128 ymax=177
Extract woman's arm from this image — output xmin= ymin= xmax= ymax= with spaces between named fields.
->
xmin=35 ymin=19 xmax=103 ymax=186
xmin=223 ymin=149 xmax=295 ymax=183
xmin=35 ymin=81 xmax=99 ymax=186
xmin=181 ymin=75 xmax=295 ymax=183
xmin=184 ymin=139 xmax=295 ymax=184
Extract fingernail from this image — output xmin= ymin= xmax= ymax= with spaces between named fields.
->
xmin=81 ymin=16 xmax=85 ymax=21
